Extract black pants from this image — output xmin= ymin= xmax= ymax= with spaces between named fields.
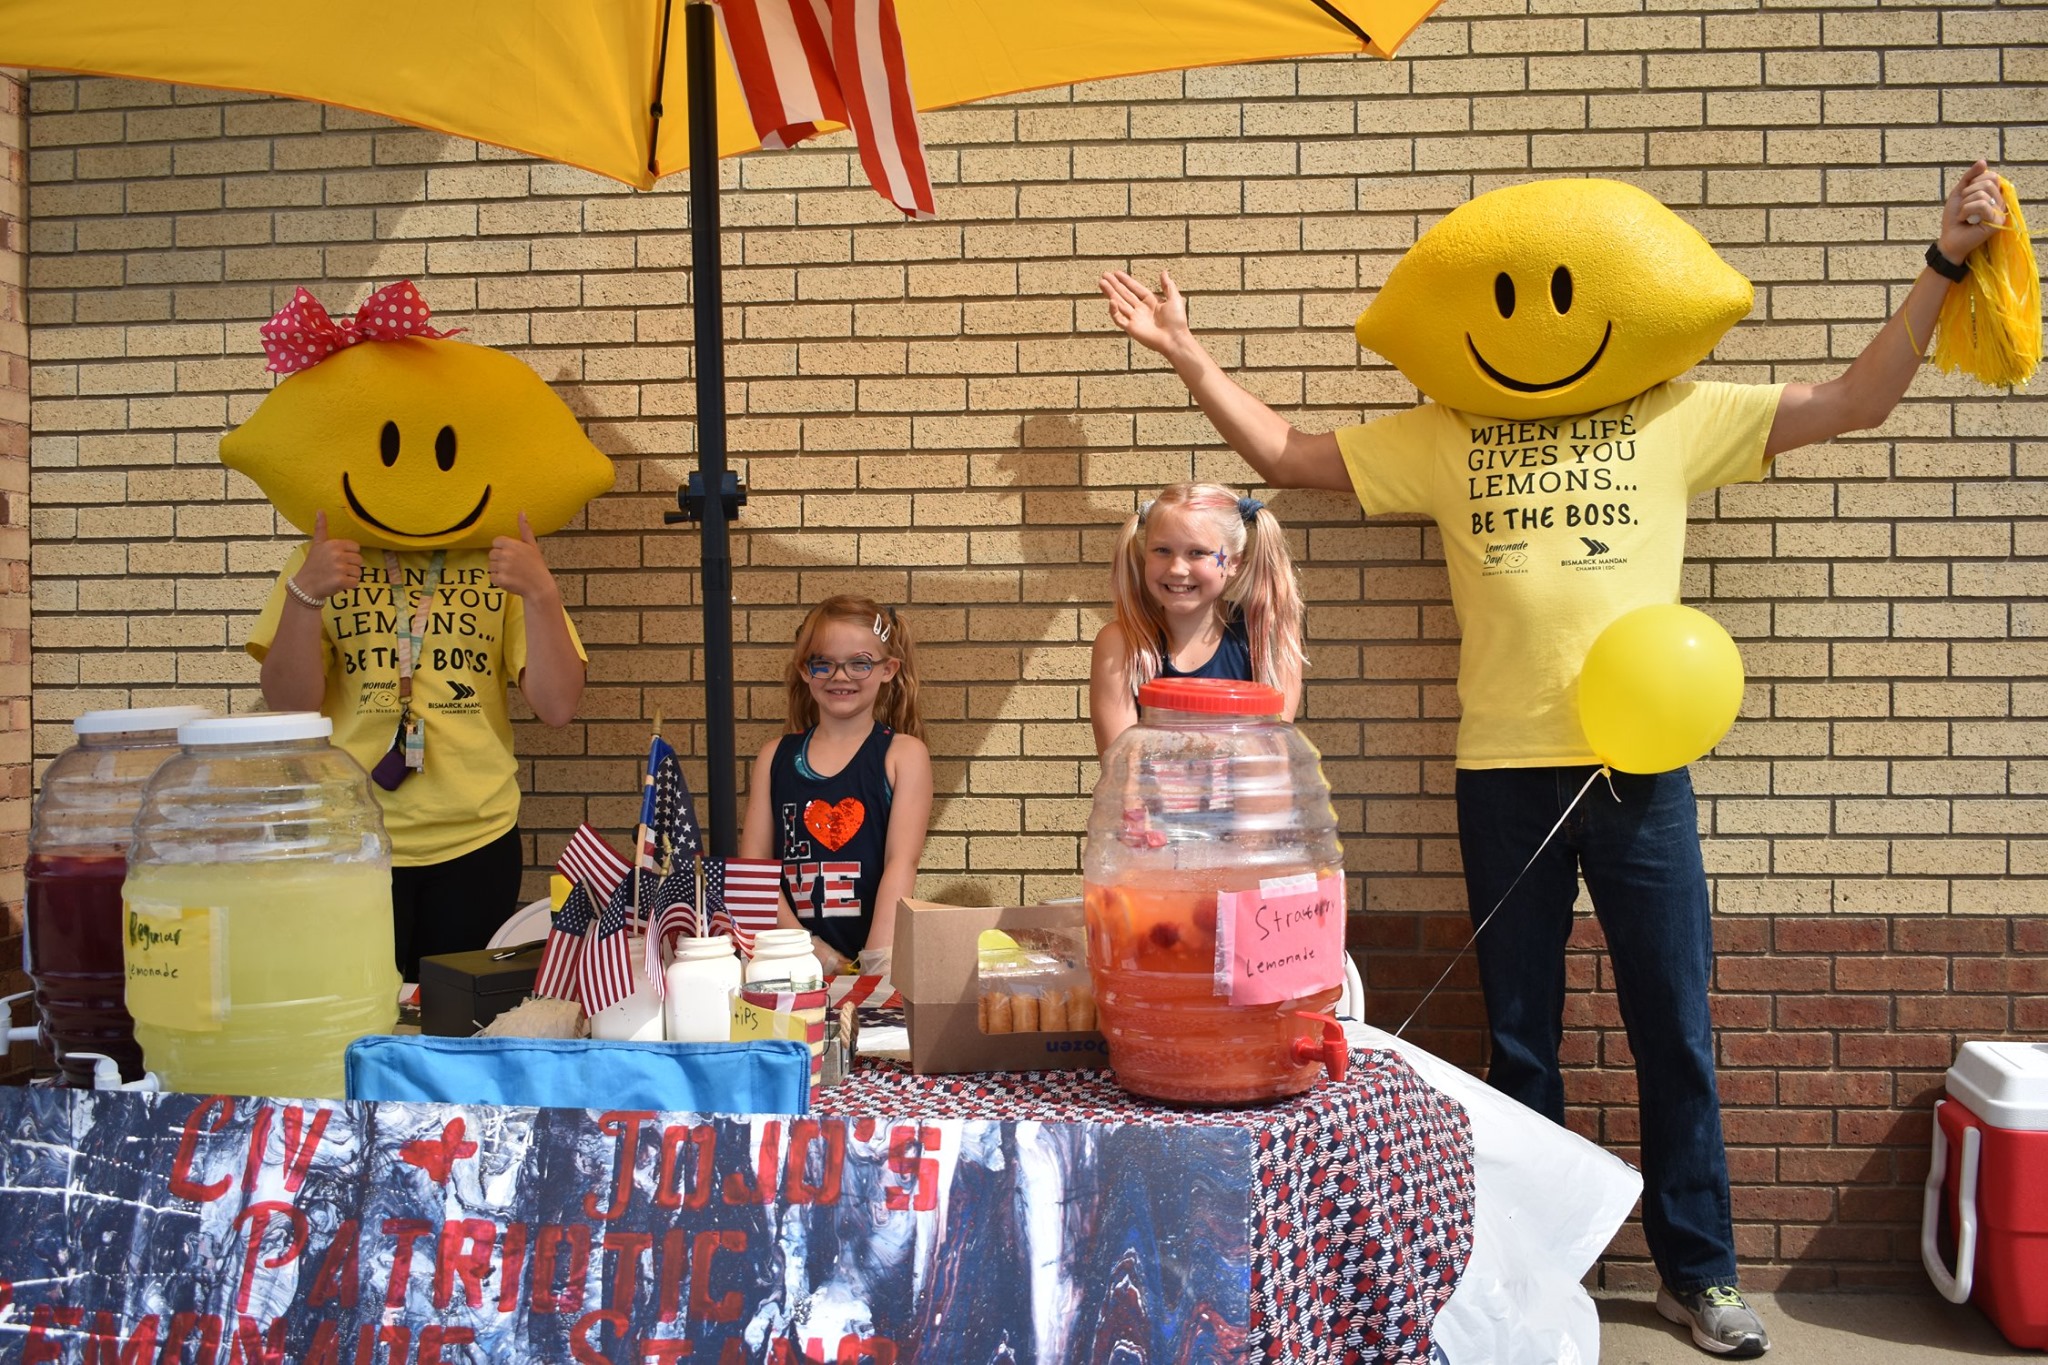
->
xmin=392 ymin=826 xmax=524 ymax=981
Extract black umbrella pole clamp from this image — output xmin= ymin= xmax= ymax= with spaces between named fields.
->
xmin=668 ymin=472 xmax=748 ymax=526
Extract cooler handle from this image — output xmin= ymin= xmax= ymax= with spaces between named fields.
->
xmin=1921 ymin=1098 xmax=1981 ymax=1304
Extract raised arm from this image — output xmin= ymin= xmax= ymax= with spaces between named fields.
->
xmin=492 ymin=512 xmax=585 ymax=728
xmin=1765 ymin=160 xmax=2008 ymax=459
xmin=259 ymin=511 xmax=359 ymax=712
xmin=1100 ymin=270 xmax=1353 ymax=492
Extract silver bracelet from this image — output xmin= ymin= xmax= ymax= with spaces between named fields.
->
xmin=284 ymin=575 xmax=324 ymax=610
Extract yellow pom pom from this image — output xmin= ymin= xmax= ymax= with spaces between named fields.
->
xmin=1933 ymin=176 xmax=2042 ymax=389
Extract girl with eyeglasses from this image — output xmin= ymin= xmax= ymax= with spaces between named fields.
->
xmin=1090 ymin=482 xmax=1308 ymax=755
xmin=740 ymin=594 xmax=933 ymax=979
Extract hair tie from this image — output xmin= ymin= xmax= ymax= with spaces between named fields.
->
xmin=1136 ymin=499 xmax=1155 ymax=523
xmin=1237 ymin=496 xmax=1265 ymax=522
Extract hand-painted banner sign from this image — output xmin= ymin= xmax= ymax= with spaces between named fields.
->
xmin=0 ymin=1086 xmax=1252 ymax=1363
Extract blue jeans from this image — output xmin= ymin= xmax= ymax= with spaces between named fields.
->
xmin=1455 ymin=765 xmax=1737 ymax=1292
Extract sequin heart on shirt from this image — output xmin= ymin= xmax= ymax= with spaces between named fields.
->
xmin=804 ymin=797 xmax=865 ymax=851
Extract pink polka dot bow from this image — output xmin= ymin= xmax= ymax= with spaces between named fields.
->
xmin=259 ymin=280 xmax=463 ymax=375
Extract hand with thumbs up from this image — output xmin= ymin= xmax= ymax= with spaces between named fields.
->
xmin=291 ymin=509 xmax=363 ymax=604
xmin=488 ymin=512 xmax=561 ymax=608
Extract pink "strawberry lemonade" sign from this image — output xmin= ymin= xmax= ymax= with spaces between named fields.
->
xmin=1214 ymin=872 xmax=1347 ymax=1006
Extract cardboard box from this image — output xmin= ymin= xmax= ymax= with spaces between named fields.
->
xmin=894 ymin=898 xmax=1108 ymax=1075
xmin=417 ymin=943 xmax=543 ymax=1037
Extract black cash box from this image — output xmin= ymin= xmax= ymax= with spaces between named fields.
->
xmin=417 ymin=942 xmax=544 ymax=1036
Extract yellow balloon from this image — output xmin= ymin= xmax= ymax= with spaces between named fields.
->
xmin=1577 ymin=605 xmax=1745 ymax=773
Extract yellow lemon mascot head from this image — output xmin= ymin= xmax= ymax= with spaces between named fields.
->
xmin=221 ymin=281 xmax=614 ymax=548
xmin=1355 ymin=179 xmax=1753 ymax=419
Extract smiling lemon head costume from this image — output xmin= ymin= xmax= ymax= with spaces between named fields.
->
xmin=1356 ymin=179 xmax=1753 ymax=422
xmin=222 ymin=284 xmax=613 ymax=548
xmin=1332 ymin=178 xmax=1781 ymax=769
xmin=237 ymin=283 xmax=610 ymax=971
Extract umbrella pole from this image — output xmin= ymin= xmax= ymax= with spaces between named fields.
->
xmin=676 ymin=0 xmax=740 ymax=857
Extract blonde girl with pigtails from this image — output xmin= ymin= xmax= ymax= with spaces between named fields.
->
xmin=740 ymin=594 xmax=933 ymax=980
xmin=1089 ymin=482 xmax=1307 ymax=755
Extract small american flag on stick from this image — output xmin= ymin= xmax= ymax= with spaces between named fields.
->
xmin=582 ymin=875 xmax=638 ymax=1017
xmin=533 ymin=882 xmax=597 ymax=1001
xmin=706 ymin=856 xmax=784 ymax=957
xmin=557 ymin=823 xmax=630 ymax=904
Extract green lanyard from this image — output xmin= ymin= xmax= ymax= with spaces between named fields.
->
xmin=383 ymin=549 xmax=446 ymax=774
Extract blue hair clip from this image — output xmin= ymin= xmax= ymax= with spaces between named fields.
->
xmin=1237 ymin=496 xmax=1264 ymax=522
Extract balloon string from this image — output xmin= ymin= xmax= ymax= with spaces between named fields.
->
xmin=1394 ymin=765 xmax=1618 ymax=1040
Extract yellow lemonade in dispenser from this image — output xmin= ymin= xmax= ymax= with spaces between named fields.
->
xmin=126 ymin=861 xmax=397 ymax=1099
xmin=124 ymin=713 xmax=397 ymax=1099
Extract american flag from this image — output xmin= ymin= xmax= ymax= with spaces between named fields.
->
xmin=533 ymin=881 xmax=596 ymax=1001
xmin=636 ymin=737 xmax=703 ymax=887
xmin=631 ymin=738 xmax=707 ymax=996
xmin=705 ymin=856 xmax=785 ymax=957
xmin=714 ymin=0 xmax=935 ymax=220
xmin=582 ymin=874 xmax=638 ymax=1017
xmin=557 ymin=823 xmax=630 ymax=903
xmin=644 ymin=862 xmax=705 ymax=999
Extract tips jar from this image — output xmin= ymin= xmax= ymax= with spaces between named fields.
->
xmin=1083 ymin=678 xmax=1348 ymax=1104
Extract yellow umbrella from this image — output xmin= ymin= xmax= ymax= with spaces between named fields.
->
xmin=0 ymin=0 xmax=1443 ymax=846
xmin=0 ymin=1 xmax=1436 ymax=186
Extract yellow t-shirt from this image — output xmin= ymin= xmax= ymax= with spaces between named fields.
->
xmin=247 ymin=547 xmax=586 ymax=866
xmin=1337 ymin=381 xmax=1784 ymax=769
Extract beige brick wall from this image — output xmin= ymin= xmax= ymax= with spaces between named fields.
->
xmin=17 ymin=0 xmax=2047 ymax=1283
xmin=1 ymin=67 xmax=32 ymax=1083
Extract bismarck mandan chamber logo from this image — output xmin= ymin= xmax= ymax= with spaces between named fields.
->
xmin=1560 ymin=535 xmax=1625 ymax=571
xmin=436 ymin=679 xmax=483 ymax=713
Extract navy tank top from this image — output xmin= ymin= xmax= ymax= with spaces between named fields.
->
xmin=1156 ymin=613 xmax=1254 ymax=683
xmin=767 ymin=723 xmax=895 ymax=959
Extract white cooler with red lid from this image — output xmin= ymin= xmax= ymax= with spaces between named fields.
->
xmin=1923 ymin=1040 xmax=2048 ymax=1349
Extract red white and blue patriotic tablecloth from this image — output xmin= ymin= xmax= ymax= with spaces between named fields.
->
xmin=818 ymin=1050 xmax=1477 ymax=1363
xmin=0 ymin=1046 xmax=1471 ymax=1364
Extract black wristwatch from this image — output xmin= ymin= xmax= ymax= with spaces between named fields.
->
xmin=1925 ymin=241 xmax=1970 ymax=283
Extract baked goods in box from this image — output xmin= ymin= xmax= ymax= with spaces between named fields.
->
xmin=976 ymin=928 xmax=1095 ymax=1035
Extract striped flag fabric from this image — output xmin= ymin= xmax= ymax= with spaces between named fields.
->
xmin=714 ymin=0 xmax=935 ymax=220
xmin=828 ymin=972 xmax=901 ymax=1011
xmin=582 ymin=876 xmax=638 ymax=1017
xmin=705 ymin=856 xmax=785 ymax=957
xmin=557 ymin=823 xmax=630 ymax=904
xmin=645 ymin=862 xmax=705 ymax=999
xmin=533 ymin=881 xmax=597 ymax=1001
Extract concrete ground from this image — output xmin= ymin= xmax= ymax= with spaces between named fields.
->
xmin=1595 ymin=1290 xmax=2033 ymax=1362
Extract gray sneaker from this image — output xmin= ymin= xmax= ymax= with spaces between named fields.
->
xmin=1656 ymin=1284 xmax=1771 ymax=1357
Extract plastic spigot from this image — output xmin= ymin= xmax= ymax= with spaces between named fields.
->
xmin=1290 ymin=1011 xmax=1350 ymax=1084
xmin=66 ymin=1051 xmax=163 ymax=1093
xmin=1 ymin=989 xmax=39 ymax=1047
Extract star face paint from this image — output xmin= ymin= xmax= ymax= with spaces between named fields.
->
xmin=220 ymin=337 xmax=614 ymax=551
xmin=1355 ymin=179 xmax=1754 ymax=420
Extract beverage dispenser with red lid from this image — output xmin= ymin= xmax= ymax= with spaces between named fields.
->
xmin=1083 ymin=677 xmax=1349 ymax=1103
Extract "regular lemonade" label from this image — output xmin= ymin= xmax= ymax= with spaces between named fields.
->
xmin=124 ymin=900 xmax=227 ymax=1030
